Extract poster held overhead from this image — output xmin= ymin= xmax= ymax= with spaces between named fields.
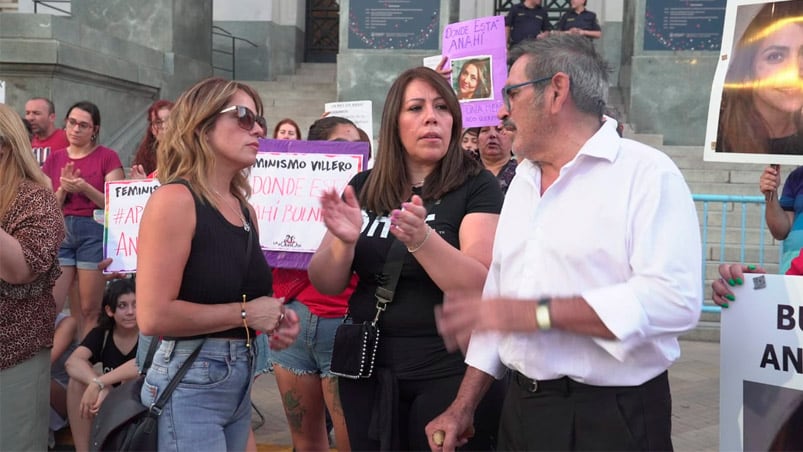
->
xmin=704 ymin=0 xmax=803 ymax=165
xmin=442 ymin=16 xmax=507 ymax=128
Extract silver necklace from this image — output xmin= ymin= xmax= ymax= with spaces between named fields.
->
xmin=214 ymin=190 xmax=250 ymax=232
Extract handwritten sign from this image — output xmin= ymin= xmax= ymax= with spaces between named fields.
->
xmin=103 ymin=179 xmax=161 ymax=273
xmin=255 ymin=139 xmax=368 ymax=269
xmin=443 ymin=16 xmax=507 ymax=128
xmin=324 ymin=100 xmax=374 ymax=151
xmin=720 ymin=274 xmax=803 ymax=451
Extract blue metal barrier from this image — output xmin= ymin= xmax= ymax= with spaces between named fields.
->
xmin=693 ymin=194 xmax=779 ymax=313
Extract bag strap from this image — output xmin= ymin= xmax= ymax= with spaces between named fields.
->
xmin=140 ymin=335 xmax=161 ymax=374
xmin=148 ymin=340 xmax=205 ymax=415
xmin=371 ymin=239 xmax=408 ymax=326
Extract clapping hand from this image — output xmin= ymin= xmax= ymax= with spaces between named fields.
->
xmin=320 ymin=186 xmax=362 ymax=244
xmin=60 ymin=162 xmax=85 ymax=193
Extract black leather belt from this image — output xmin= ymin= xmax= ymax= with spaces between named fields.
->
xmin=512 ymin=370 xmax=668 ymax=394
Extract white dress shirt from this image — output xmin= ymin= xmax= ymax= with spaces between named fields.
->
xmin=466 ymin=119 xmax=703 ymax=386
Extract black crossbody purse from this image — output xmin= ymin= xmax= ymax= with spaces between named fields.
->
xmin=330 ymin=239 xmax=407 ymax=379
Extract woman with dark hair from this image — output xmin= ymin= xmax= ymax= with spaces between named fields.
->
xmin=455 ymin=59 xmax=491 ymax=100
xmin=273 ymin=118 xmax=302 ymax=140
xmin=0 ymin=104 xmax=65 ymax=451
xmin=130 ymin=99 xmax=174 ymax=178
xmin=717 ymin=1 xmax=803 ymax=155
xmin=135 ymin=77 xmax=299 ymax=451
xmin=308 ymin=66 xmax=504 ymax=450
xmin=43 ymin=101 xmax=124 ymax=338
xmin=461 ymin=127 xmax=480 ymax=160
xmin=65 ymin=278 xmax=139 ymax=452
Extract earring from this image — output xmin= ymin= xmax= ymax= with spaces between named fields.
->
xmin=91 ymin=134 xmax=97 ymax=141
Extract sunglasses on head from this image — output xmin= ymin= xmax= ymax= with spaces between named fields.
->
xmin=218 ymin=105 xmax=267 ymax=137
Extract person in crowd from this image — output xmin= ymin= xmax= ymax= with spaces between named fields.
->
xmin=505 ymin=0 xmax=552 ymax=48
xmin=455 ymin=59 xmax=491 ymax=100
xmin=25 ymin=97 xmax=69 ymax=166
xmin=309 ymin=66 xmax=505 ymax=450
xmin=477 ymin=125 xmax=517 ymax=195
xmin=130 ymin=99 xmax=174 ymax=178
xmin=426 ymin=34 xmax=702 ymax=451
xmin=42 ymin=101 xmax=125 ymax=338
xmin=135 ymin=77 xmax=300 ymax=451
xmin=555 ymin=0 xmax=602 ymax=39
xmin=50 ymin=311 xmax=78 ymax=447
xmin=0 ymin=103 xmax=66 ymax=451
xmin=274 ymin=118 xmax=303 ymax=140
xmin=460 ymin=127 xmax=480 ymax=160
xmin=65 ymin=278 xmax=139 ymax=452
xmin=717 ymin=1 xmax=803 ymax=155
xmin=269 ymin=115 xmax=366 ymax=451
xmin=760 ymin=165 xmax=803 ymax=273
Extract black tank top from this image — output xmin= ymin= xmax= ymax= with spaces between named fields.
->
xmin=171 ymin=180 xmax=272 ymax=339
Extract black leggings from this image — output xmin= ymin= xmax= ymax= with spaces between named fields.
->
xmin=339 ymin=372 xmax=505 ymax=451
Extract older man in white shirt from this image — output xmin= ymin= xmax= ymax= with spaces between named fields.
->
xmin=427 ymin=34 xmax=702 ymax=451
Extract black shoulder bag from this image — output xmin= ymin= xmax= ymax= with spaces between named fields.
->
xmin=89 ymin=338 xmax=204 ymax=451
xmin=330 ymin=239 xmax=407 ymax=379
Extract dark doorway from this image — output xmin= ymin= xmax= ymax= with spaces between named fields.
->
xmin=305 ymin=0 xmax=339 ymax=62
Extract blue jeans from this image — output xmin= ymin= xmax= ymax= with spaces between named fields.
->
xmin=269 ymin=300 xmax=341 ymax=377
xmin=140 ymin=338 xmax=254 ymax=451
xmin=58 ymin=215 xmax=103 ymax=269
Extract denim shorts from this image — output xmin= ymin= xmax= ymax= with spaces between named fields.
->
xmin=140 ymin=338 xmax=254 ymax=452
xmin=269 ymin=300 xmax=342 ymax=377
xmin=58 ymin=215 xmax=103 ymax=269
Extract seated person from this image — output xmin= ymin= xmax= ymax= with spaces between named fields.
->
xmin=65 ymin=279 xmax=139 ymax=452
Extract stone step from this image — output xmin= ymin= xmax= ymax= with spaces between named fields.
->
xmin=248 ymin=80 xmax=337 ymax=94
xmin=277 ymin=72 xmax=336 ymax=85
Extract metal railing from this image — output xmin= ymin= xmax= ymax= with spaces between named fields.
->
xmin=32 ymin=0 xmax=70 ymax=15
xmin=693 ymin=194 xmax=779 ymax=313
xmin=212 ymin=25 xmax=258 ymax=80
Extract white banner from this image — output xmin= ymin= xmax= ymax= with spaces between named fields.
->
xmin=720 ymin=273 xmax=803 ymax=451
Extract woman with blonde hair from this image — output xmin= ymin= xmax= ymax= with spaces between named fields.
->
xmin=136 ymin=77 xmax=300 ymax=451
xmin=0 ymin=104 xmax=66 ymax=451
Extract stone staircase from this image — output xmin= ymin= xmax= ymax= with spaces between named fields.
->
xmin=244 ymin=62 xmax=338 ymax=139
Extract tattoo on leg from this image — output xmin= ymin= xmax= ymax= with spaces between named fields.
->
xmin=283 ymin=390 xmax=306 ymax=432
xmin=328 ymin=376 xmax=345 ymax=417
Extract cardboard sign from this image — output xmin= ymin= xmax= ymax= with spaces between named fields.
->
xmin=255 ymin=138 xmax=368 ymax=269
xmin=443 ymin=16 xmax=507 ymax=128
xmin=103 ymin=179 xmax=161 ymax=273
xmin=720 ymin=273 xmax=803 ymax=451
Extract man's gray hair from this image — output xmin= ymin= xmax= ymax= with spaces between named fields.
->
xmin=508 ymin=34 xmax=610 ymax=117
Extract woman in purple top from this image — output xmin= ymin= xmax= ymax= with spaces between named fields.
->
xmin=43 ymin=101 xmax=124 ymax=338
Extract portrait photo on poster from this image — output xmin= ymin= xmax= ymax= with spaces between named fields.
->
xmin=451 ymin=55 xmax=493 ymax=102
xmin=704 ymin=0 xmax=803 ymax=165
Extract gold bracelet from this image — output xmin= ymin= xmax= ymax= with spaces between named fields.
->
xmin=535 ymin=298 xmax=552 ymax=331
xmin=407 ymin=226 xmax=432 ymax=253
xmin=241 ymin=294 xmax=250 ymax=348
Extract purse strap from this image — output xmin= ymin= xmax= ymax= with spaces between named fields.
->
xmin=148 ymin=340 xmax=205 ymax=415
xmin=371 ymin=239 xmax=409 ymax=326
xmin=139 ymin=335 xmax=161 ymax=374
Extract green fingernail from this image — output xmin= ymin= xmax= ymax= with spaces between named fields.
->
xmin=721 ymin=302 xmax=729 ymax=309
xmin=748 ymin=265 xmax=756 ymax=270
xmin=725 ymin=294 xmax=735 ymax=301
xmin=735 ymin=278 xmax=743 ymax=285
xmin=728 ymin=279 xmax=735 ymax=286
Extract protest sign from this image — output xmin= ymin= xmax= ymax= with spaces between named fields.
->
xmin=720 ymin=273 xmax=803 ymax=451
xmin=323 ymin=100 xmax=374 ymax=150
xmin=443 ymin=15 xmax=507 ymax=128
xmin=704 ymin=0 xmax=803 ymax=165
xmin=103 ymin=179 xmax=161 ymax=273
xmin=254 ymin=138 xmax=368 ymax=269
